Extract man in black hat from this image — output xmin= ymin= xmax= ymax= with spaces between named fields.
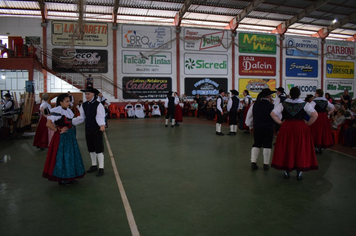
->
xmin=164 ymin=91 xmax=179 ymax=127
xmin=72 ymin=87 xmax=106 ymax=177
xmin=216 ymin=89 xmax=225 ymax=135
xmin=274 ymin=87 xmax=287 ymax=107
xmin=245 ymin=88 xmax=275 ymax=170
xmin=227 ymin=89 xmax=240 ymax=135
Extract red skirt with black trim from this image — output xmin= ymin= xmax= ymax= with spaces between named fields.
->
xmin=33 ymin=116 xmax=49 ymax=149
xmin=175 ymin=105 xmax=183 ymax=122
xmin=310 ymin=112 xmax=334 ymax=148
xmin=271 ymin=120 xmax=318 ymax=172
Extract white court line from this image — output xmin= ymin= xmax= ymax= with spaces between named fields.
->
xmin=103 ymin=131 xmax=140 ymax=236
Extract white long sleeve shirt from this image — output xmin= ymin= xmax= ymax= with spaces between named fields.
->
xmin=72 ymin=98 xmax=105 ymax=126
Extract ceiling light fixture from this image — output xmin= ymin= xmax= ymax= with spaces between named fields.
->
xmin=333 ymin=19 xmax=337 ymax=24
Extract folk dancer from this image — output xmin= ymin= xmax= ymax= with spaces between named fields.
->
xmin=227 ymin=89 xmax=240 ymax=135
xmin=216 ymin=89 xmax=225 ymax=135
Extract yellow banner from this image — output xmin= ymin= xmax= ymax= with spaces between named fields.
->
xmin=238 ymin=78 xmax=276 ymax=99
xmin=326 ymin=60 xmax=354 ymax=79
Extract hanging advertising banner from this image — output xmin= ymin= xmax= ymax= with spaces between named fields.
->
xmin=122 ymin=51 xmax=172 ymax=74
xmin=326 ymin=40 xmax=355 ymax=59
xmin=286 ymin=79 xmax=318 ymax=98
xmin=239 ymin=56 xmax=276 ymax=76
xmin=238 ymin=79 xmax=276 ymax=99
xmin=52 ymin=48 xmax=108 ymax=73
xmin=52 ymin=21 xmax=108 ymax=46
xmin=122 ymin=77 xmax=172 ymax=99
xmin=326 ymin=60 xmax=354 ymax=79
xmin=184 ymin=78 xmax=228 ymax=97
xmin=183 ymin=28 xmax=228 ymax=51
xmin=121 ymin=25 xmax=172 ymax=49
xmin=285 ymin=58 xmax=318 ymax=77
xmin=238 ymin=33 xmax=276 ymax=54
xmin=285 ymin=37 xmax=318 ymax=57
xmin=326 ymin=80 xmax=354 ymax=98
xmin=184 ymin=53 xmax=228 ymax=75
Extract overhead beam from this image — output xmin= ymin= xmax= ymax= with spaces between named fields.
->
xmin=112 ymin=0 xmax=120 ymax=25
xmin=272 ymin=0 xmax=329 ymax=34
xmin=225 ymin=0 xmax=265 ymax=31
xmin=174 ymin=0 xmax=192 ymax=27
xmin=312 ymin=11 xmax=356 ymax=39
xmin=346 ymin=34 xmax=356 ymax=41
xmin=37 ymin=0 xmax=47 ymax=23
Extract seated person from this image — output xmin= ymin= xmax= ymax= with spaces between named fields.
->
xmin=183 ymin=100 xmax=191 ymax=116
xmin=331 ymin=109 xmax=346 ymax=130
xmin=125 ymin=102 xmax=135 ymax=118
xmin=158 ymin=100 xmax=165 ymax=115
xmin=343 ymin=109 xmax=356 ymax=147
xmin=143 ymin=101 xmax=151 ymax=117
xmin=190 ymin=100 xmax=198 ymax=116
xmin=134 ymin=103 xmax=145 ymax=118
xmin=151 ymin=103 xmax=161 ymax=117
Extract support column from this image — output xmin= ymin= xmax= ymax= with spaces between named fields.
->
xmin=176 ymin=29 xmax=180 ymax=95
xmin=42 ymin=23 xmax=47 ymax=92
xmin=279 ymin=35 xmax=284 ymax=88
xmin=231 ymin=31 xmax=236 ymax=89
xmin=113 ymin=27 xmax=118 ymax=99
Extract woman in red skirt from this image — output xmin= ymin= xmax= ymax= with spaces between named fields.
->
xmin=270 ymin=87 xmax=318 ymax=180
xmin=309 ymin=89 xmax=335 ymax=154
xmin=174 ymin=93 xmax=183 ymax=126
xmin=33 ymin=93 xmax=52 ymax=150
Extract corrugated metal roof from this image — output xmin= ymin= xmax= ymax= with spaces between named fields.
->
xmin=0 ymin=0 xmax=354 ymax=40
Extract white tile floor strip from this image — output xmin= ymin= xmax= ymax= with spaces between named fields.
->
xmin=103 ymin=131 xmax=140 ymax=236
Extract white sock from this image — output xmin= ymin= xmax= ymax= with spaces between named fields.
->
xmin=233 ymin=125 xmax=237 ymax=132
xmin=263 ymin=148 xmax=271 ymax=165
xmin=90 ymin=152 xmax=97 ymax=166
xmin=216 ymin=123 xmax=219 ymax=132
xmin=97 ymin=153 xmax=104 ymax=169
xmin=230 ymin=125 xmax=234 ymax=132
xmin=165 ymin=119 xmax=168 ymax=125
xmin=251 ymin=147 xmax=260 ymax=163
xmin=172 ymin=119 xmax=175 ymax=125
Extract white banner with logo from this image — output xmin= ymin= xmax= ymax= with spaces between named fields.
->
xmin=184 ymin=28 xmax=228 ymax=51
xmin=286 ymin=37 xmax=318 ymax=57
xmin=326 ymin=80 xmax=354 ymax=98
xmin=122 ymin=51 xmax=172 ymax=74
xmin=121 ymin=25 xmax=172 ymax=49
xmin=184 ymin=53 xmax=228 ymax=75
xmin=285 ymin=79 xmax=318 ymax=98
xmin=326 ymin=40 xmax=355 ymax=59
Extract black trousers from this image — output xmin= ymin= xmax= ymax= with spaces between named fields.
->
xmin=85 ymin=129 xmax=104 ymax=153
xmin=216 ymin=111 xmax=223 ymax=124
xmin=165 ymin=107 xmax=175 ymax=119
xmin=229 ymin=111 xmax=237 ymax=125
xmin=252 ymin=127 xmax=274 ymax=148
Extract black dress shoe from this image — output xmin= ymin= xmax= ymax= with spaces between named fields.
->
xmin=58 ymin=180 xmax=69 ymax=186
xmin=96 ymin=168 xmax=104 ymax=177
xmin=227 ymin=132 xmax=235 ymax=135
xmin=86 ymin=165 xmax=98 ymax=173
xmin=284 ymin=171 xmax=290 ymax=179
xmin=251 ymin=163 xmax=258 ymax=170
xmin=263 ymin=164 xmax=269 ymax=171
xmin=165 ymin=125 xmax=167 ymax=127
xmin=216 ymin=132 xmax=224 ymax=136
xmin=296 ymin=171 xmax=303 ymax=181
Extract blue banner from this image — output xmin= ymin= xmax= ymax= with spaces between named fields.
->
xmin=286 ymin=58 xmax=318 ymax=77
xmin=285 ymin=37 xmax=318 ymax=57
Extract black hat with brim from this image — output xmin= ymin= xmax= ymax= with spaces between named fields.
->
xmin=276 ymin=87 xmax=285 ymax=93
xmin=230 ymin=89 xmax=239 ymax=96
xmin=4 ymin=93 xmax=11 ymax=98
xmin=80 ymin=87 xmax=100 ymax=95
xmin=259 ymin=88 xmax=276 ymax=97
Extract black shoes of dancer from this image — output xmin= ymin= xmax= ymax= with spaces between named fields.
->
xmin=227 ymin=132 xmax=236 ymax=135
xmin=86 ymin=165 xmax=98 ymax=173
xmin=251 ymin=163 xmax=258 ymax=170
xmin=296 ymin=171 xmax=303 ymax=181
xmin=216 ymin=132 xmax=224 ymax=136
xmin=96 ymin=168 xmax=104 ymax=177
xmin=263 ymin=164 xmax=269 ymax=171
xmin=58 ymin=180 xmax=78 ymax=185
xmin=284 ymin=171 xmax=290 ymax=179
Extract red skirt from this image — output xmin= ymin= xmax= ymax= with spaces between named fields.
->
xmin=271 ymin=120 xmax=318 ymax=172
xmin=175 ymin=105 xmax=183 ymax=122
xmin=310 ymin=112 xmax=334 ymax=148
xmin=33 ymin=116 xmax=49 ymax=149
xmin=43 ymin=131 xmax=60 ymax=179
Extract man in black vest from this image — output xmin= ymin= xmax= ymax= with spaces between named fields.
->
xmin=227 ymin=89 xmax=240 ymax=135
xmin=245 ymin=88 xmax=275 ymax=170
xmin=164 ymin=91 xmax=178 ymax=127
xmin=72 ymin=87 xmax=106 ymax=177
xmin=216 ymin=89 xmax=225 ymax=135
xmin=2 ymin=93 xmax=14 ymax=115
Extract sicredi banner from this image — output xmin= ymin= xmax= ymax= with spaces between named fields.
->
xmin=184 ymin=53 xmax=228 ymax=75
xmin=52 ymin=48 xmax=108 ymax=73
xmin=238 ymin=79 xmax=276 ymax=99
xmin=326 ymin=60 xmax=354 ymax=79
xmin=239 ymin=56 xmax=276 ymax=76
xmin=52 ymin=21 xmax=108 ymax=47
xmin=286 ymin=58 xmax=318 ymax=77
xmin=184 ymin=28 xmax=228 ymax=51
xmin=238 ymin=33 xmax=276 ymax=55
xmin=286 ymin=37 xmax=318 ymax=57
xmin=326 ymin=80 xmax=354 ymax=98
xmin=122 ymin=77 xmax=172 ymax=99
xmin=122 ymin=51 xmax=172 ymax=74
xmin=286 ymin=79 xmax=318 ymax=98
xmin=184 ymin=78 xmax=228 ymax=97
xmin=121 ymin=25 xmax=172 ymax=49
xmin=326 ymin=40 xmax=355 ymax=58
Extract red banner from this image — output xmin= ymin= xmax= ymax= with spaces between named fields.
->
xmin=239 ymin=56 xmax=276 ymax=76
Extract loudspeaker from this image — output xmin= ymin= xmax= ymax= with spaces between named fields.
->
xmin=25 ymin=81 xmax=34 ymax=93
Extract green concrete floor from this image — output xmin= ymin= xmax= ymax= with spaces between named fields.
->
xmin=1 ymin=117 xmax=356 ymax=236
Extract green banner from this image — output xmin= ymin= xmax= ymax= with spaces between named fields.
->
xmin=239 ymin=33 xmax=276 ymax=54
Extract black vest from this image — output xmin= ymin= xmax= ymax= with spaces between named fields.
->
xmin=314 ymin=100 xmax=328 ymax=113
xmin=82 ymin=100 xmax=100 ymax=130
xmin=217 ymin=95 xmax=223 ymax=111
xmin=253 ymin=99 xmax=275 ymax=130
xmin=282 ymin=102 xmax=307 ymax=120
xmin=230 ymin=96 xmax=239 ymax=112
xmin=168 ymin=97 xmax=175 ymax=108
xmin=4 ymin=99 xmax=14 ymax=113
xmin=279 ymin=94 xmax=287 ymax=103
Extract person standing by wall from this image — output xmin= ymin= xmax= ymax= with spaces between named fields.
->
xmin=86 ymin=74 xmax=94 ymax=88
xmin=340 ymin=89 xmax=351 ymax=110
xmin=33 ymin=93 xmax=52 ymax=150
xmin=165 ymin=91 xmax=178 ymax=127
xmin=216 ymin=89 xmax=225 ymax=136
xmin=227 ymin=89 xmax=240 ymax=135
xmin=72 ymin=87 xmax=106 ymax=177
